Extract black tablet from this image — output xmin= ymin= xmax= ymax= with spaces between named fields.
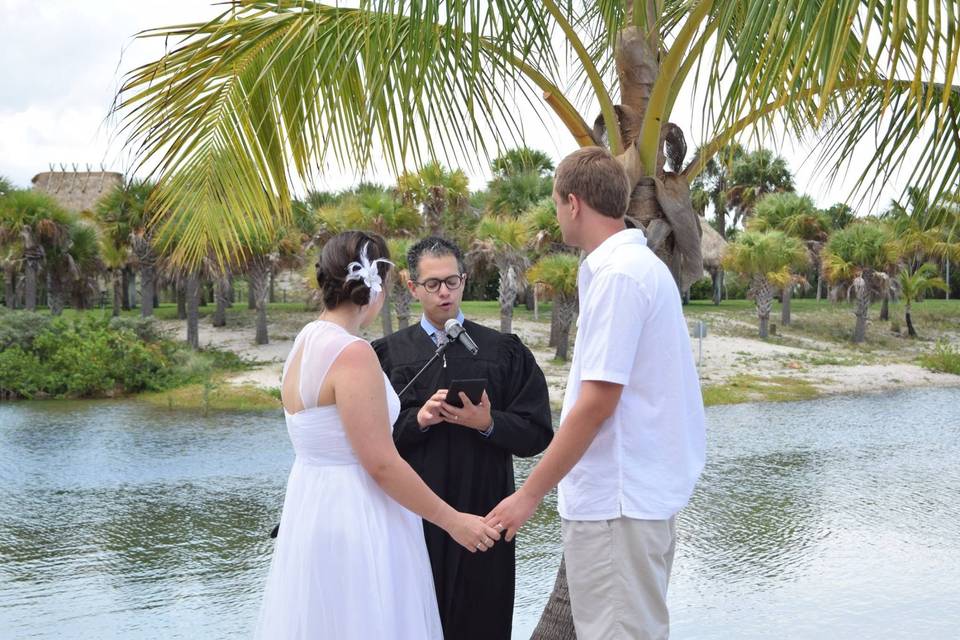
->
xmin=444 ymin=378 xmax=487 ymax=408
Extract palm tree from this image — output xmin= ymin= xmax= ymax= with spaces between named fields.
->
xmin=116 ymin=2 xmax=960 ymax=632
xmin=723 ymin=230 xmax=809 ymax=338
xmin=95 ymin=179 xmax=157 ymax=317
xmin=690 ymin=143 xmax=745 ymax=239
xmin=750 ymin=192 xmax=829 ymax=324
xmin=726 ymin=149 xmax=795 ymax=230
xmin=897 ymin=264 xmax=947 ymax=338
xmin=0 ymin=190 xmax=73 ymax=311
xmin=822 ymin=222 xmax=900 ymax=343
xmin=397 ymin=162 xmax=469 ymax=238
xmin=244 ymin=222 xmax=305 ymax=345
xmin=473 ymin=215 xmax=530 ymax=333
xmin=528 ymin=253 xmax=579 ymax=360
xmin=486 ymin=147 xmax=555 ymax=217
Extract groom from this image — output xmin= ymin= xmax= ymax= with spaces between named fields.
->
xmin=372 ymin=236 xmax=553 ymax=640
xmin=486 ymin=147 xmax=706 ymax=639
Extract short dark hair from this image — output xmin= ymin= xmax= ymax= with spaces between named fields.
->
xmin=553 ymin=146 xmax=630 ymax=219
xmin=315 ymin=230 xmax=391 ymax=309
xmin=406 ymin=236 xmax=465 ymax=281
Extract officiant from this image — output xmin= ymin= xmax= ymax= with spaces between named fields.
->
xmin=372 ymin=236 xmax=553 ymax=640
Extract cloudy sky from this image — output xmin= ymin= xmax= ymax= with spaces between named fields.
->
xmin=0 ymin=1 xmax=915 ymax=214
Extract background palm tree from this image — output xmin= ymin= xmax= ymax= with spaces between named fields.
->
xmin=726 ymin=149 xmax=795 ymax=231
xmin=95 ymin=179 xmax=157 ymax=317
xmin=0 ymin=190 xmax=73 ymax=311
xmin=822 ymin=221 xmax=901 ymax=344
xmin=723 ymin=230 xmax=809 ymax=338
xmin=750 ymin=192 xmax=830 ymax=324
xmin=473 ymin=215 xmax=530 ymax=333
xmin=897 ymin=263 xmax=948 ymax=338
xmin=397 ymin=163 xmax=469 ymax=239
xmin=99 ymin=236 xmax=129 ymax=317
xmin=527 ymin=252 xmax=579 ymax=360
xmin=116 ymin=2 xmax=960 ymax=633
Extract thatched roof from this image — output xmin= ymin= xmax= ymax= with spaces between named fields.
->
xmin=31 ymin=170 xmax=123 ymax=213
xmin=700 ymin=217 xmax=727 ymax=269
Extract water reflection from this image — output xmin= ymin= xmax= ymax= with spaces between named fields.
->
xmin=2 ymin=388 xmax=960 ymax=639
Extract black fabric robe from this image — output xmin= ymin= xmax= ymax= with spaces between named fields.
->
xmin=372 ymin=320 xmax=553 ymax=640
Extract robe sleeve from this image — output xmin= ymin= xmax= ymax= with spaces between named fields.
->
xmin=371 ymin=336 xmax=432 ymax=448
xmin=482 ymin=334 xmax=554 ymax=457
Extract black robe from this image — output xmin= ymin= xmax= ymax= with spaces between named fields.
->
xmin=372 ymin=320 xmax=553 ymax=640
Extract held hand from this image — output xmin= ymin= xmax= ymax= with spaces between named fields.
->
xmin=445 ymin=512 xmax=502 ymax=553
xmin=485 ymin=488 xmax=540 ymax=542
xmin=417 ymin=390 xmax=450 ymax=429
xmin=439 ymin=390 xmax=492 ymax=432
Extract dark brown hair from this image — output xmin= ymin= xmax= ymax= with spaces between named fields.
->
xmin=553 ymin=146 xmax=630 ymax=219
xmin=316 ymin=231 xmax=391 ymax=309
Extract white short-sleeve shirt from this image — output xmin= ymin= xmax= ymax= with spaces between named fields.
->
xmin=557 ymin=229 xmax=706 ymax=521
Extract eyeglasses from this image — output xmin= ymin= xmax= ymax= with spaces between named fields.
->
xmin=413 ymin=274 xmax=466 ymax=293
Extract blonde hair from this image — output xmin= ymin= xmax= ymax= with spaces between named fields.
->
xmin=553 ymin=147 xmax=630 ymax=219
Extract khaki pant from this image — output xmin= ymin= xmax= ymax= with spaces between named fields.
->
xmin=561 ymin=516 xmax=677 ymax=640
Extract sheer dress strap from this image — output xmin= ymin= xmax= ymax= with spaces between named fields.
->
xmin=282 ymin=321 xmax=363 ymax=411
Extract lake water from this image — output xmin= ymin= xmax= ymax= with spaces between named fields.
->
xmin=2 ymin=387 xmax=959 ymax=639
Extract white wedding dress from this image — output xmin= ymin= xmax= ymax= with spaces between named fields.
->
xmin=255 ymin=320 xmax=442 ymax=639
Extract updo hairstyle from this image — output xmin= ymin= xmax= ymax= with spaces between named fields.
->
xmin=315 ymin=231 xmax=391 ymax=309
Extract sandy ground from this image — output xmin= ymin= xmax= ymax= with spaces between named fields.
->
xmin=160 ymin=309 xmax=960 ymax=407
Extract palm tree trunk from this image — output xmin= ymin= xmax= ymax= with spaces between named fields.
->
xmin=755 ymin=279 xmax=773 ymax=338
xmin=249 ymin=260 xmax=270 ymax=345
xmin=124 ymin=268 xmax=133 ymax=310
xmin=879 ymin=291 xmax=889 ymax=321
xmin=380 ymin=288 xmax=394 ymax=336
xmin=712 ymin=267 xmax=724 ymax=305
xmin=111 ymin=268 xmax=122 ymax=317
xmin=247 ymin=278 xmax=256 ymax=310
xmin=531 ymin=557 xmax=577 ymax=640
xmin=499 ymin=264 xmax=518 ymax=334
xmin=549 ymin=306 xmax=560 ymax=348
xmin=226 ymin=274 xmax=235 ymax=307
xmin=213 ymin=275 xmax=229 ymax=327
xmin=48 ymin=268 xmax=66 ymax=316
xmin=177 ymin=282 xmax=187 ymax=320
xmin=554 ymin=296 xmax=576 ymax=361
xmin=24 ymin=255 xmax=40 ymax=311
xmin=905 ymin=303 xmax=917 ymax=338
xmin=186 ymin=273 xmax=200 ymax=349
xmin=140 ymin=263 xmax=155 ymax=318
xmin=393 ymin=284 xmax=412 ymax=329
xmin=852 ymin=276 xmax=869 ymax=343
xmin=781 ymin=283 xmax=792 ymax=326
xmin=4 ymin=266 xmax=16 ymax=309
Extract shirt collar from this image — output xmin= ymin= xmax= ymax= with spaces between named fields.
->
xmin=583 ymin=228 xmax=647 ymax=275
xmin=419 ymin=310 xmax=465 ymax=338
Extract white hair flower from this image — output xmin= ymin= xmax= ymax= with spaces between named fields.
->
xmin=345 ymin=242 xmax=393 ymax=294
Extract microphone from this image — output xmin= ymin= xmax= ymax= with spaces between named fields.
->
xmin=445 ymin=319 xmax=479 ymax=356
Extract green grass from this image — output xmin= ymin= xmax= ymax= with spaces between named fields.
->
xmin=141 ymin=381 xmax=281 ymax=412
xmin=919 ymin=340 xmax=960 ymax=375
xmin=702 ymin=374 xmax=821 ymax=406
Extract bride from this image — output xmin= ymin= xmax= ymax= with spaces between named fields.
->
xmin=255 ymin=231 xmax=500 ymax=639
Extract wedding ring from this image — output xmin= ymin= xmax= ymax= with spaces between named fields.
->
xmin=495 ymin=523 xmax=504 ymax=531
xmin=476 ymin=542 xmax=483 ymax=549
xmin=454 ymin=415 xmax=459 ymax=421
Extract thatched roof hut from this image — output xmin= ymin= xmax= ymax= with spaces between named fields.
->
xmin=31 ymin=168 xmax=123 ymax=213
xmin=699 ymin=217 xmax=727 ymax=270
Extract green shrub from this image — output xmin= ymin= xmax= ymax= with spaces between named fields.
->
xmin=919 ymin=340 xmax=960 ymax=375
xmin=0 ymin=311 xmax=248 ymax=400
xmin=689 ymin=276 xmax=714 ymax=300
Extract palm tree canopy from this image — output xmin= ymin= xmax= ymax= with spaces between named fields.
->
xmin=476 ymin=215 xmax=530 ymax=252
xmin=822 ymin=221 xmax=900 ymax=283
xmin=491 ymin=147 xmax=555 ymax=178
xmin=0 ymin=190 xmax=73 ymax=247
xmin=527 ymin=252 xmax=579 ymax=298
xmin=750 ymin=192 xmax=829 ymax=242
xmin=723 ymin=230 xmax=809 ymax=283
xmin=522 ymin=197 xmax=562 ymax=250
xmin=117 ymin=1 xmax=960 ymax=268
xmin=898 ymin=263 xmax=948 ymax=304
xmin=93 ymin=179 xmax=156 ymax=247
